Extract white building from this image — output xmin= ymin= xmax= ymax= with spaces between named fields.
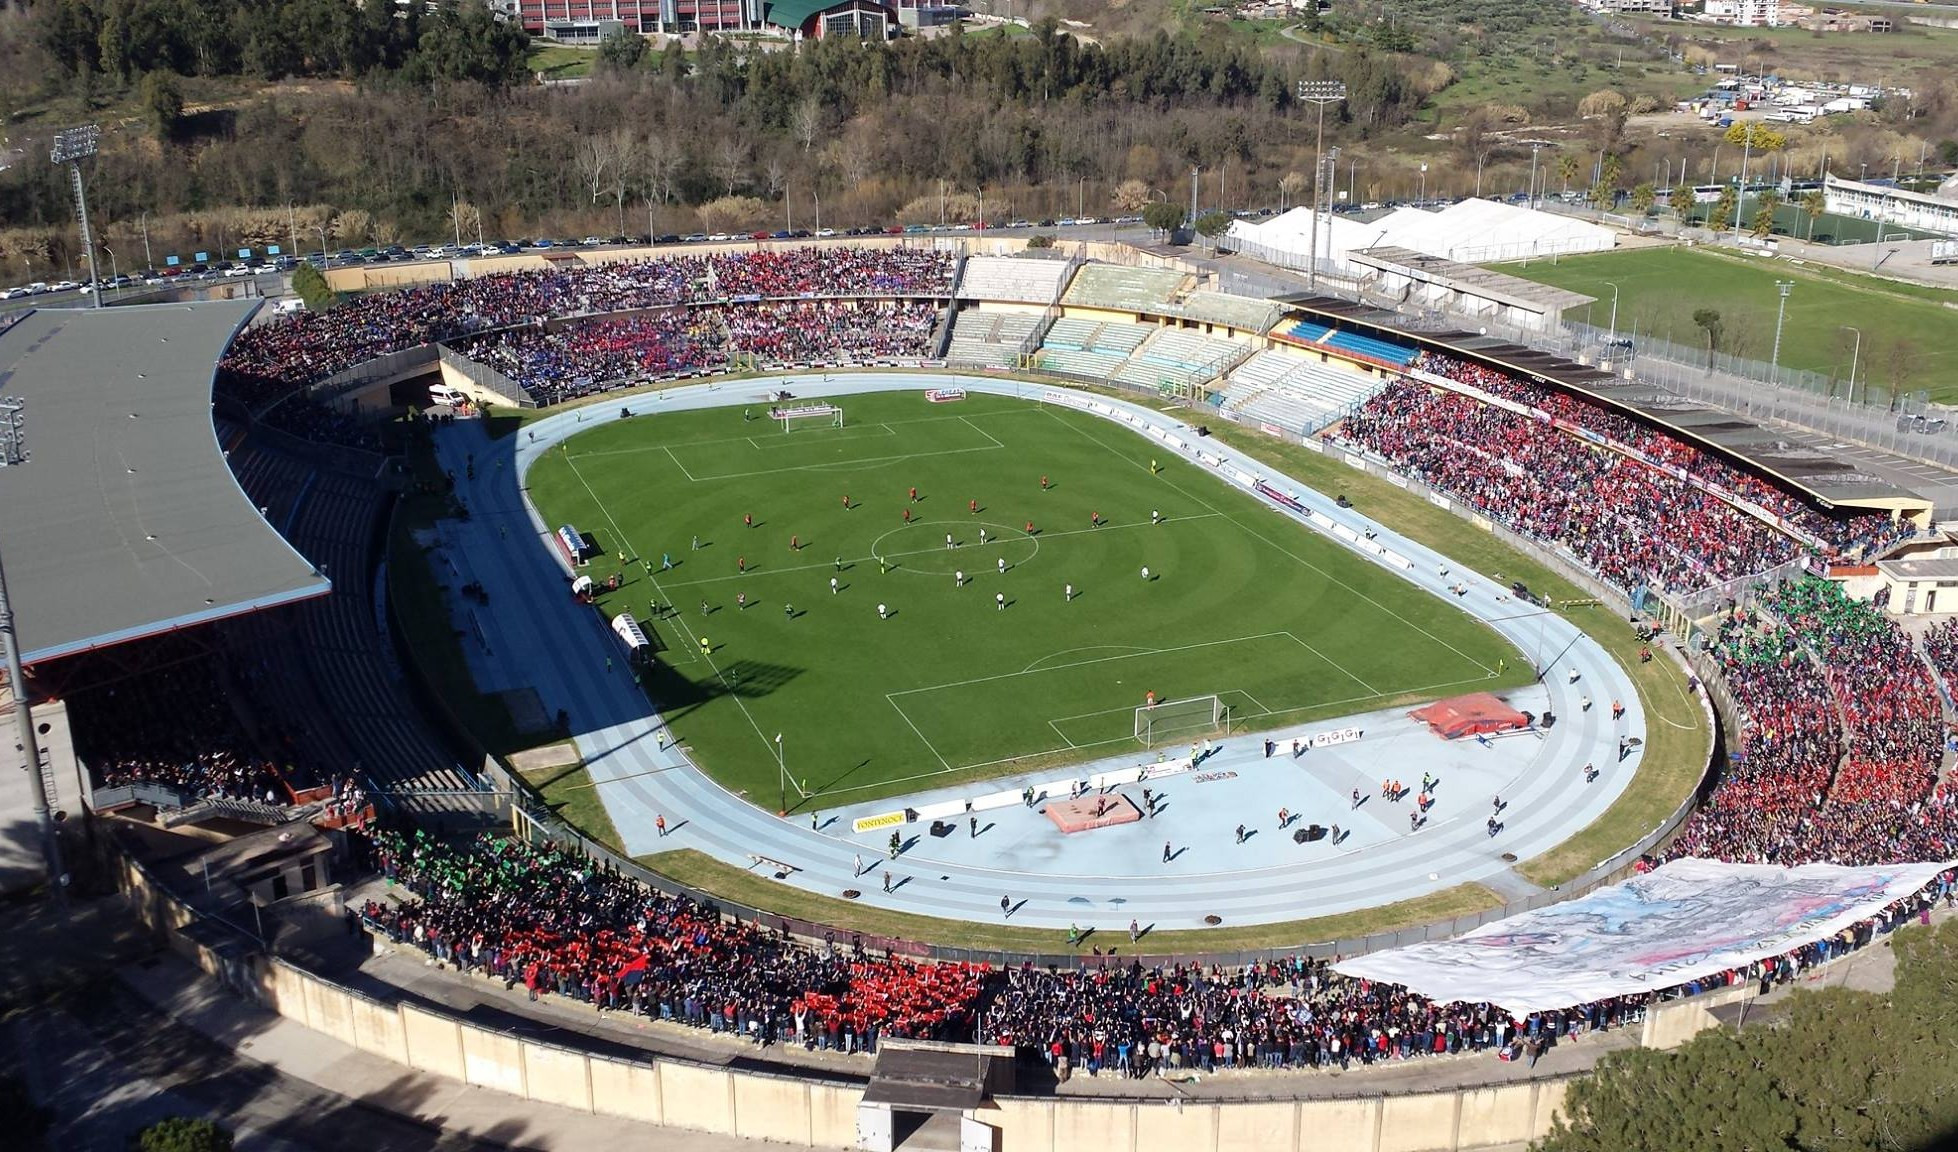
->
xmin=1824 ymin=174 xmax=1958 ymax=237
xmin=1703 ymin=0 xmax=1787 ymax=26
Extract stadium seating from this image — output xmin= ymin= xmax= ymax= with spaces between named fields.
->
xmin=1060 ymin=264 xmax=1188 ymax=312
xmin=944 ymin=310 xmax=1043 ymax=370
xmin=955 ymin=256 xmax=1073 ymax=304
xmin=1110 ymin=328 xmax=1247 ymax=389
xmin=1036 ymin=317 xmax=1151 ymax=379
xmin=1324 ymin=328 xmax=1419 ymax=368
xmin=1286 ymin=319 xmax=1335 ymax=344
xmin=1221 ymin=351 xmax=1383 ymax=433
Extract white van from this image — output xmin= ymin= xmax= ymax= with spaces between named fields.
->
xmin=428 ymin=383 xmax=467 ymax=407
xmin=271 ymin=298 xmax=307 ymax=315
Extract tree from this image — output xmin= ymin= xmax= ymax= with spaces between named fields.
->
xmin=695 ymin=195 xmax=768 ymax=234
xmin=1557 ymin=153 xmax=1581 ymax=202
xmin=1193 ymin=209 xmax=1231 ymax=248
xmin=1142 ymin=200 xmax=1186 ymax=239
xmin=1693 ymin=308 xmax=1724 ymax=353
xmin=596 ymin=29 xmax=645 ymax=73
xmin=1711 ymin=186 xmax=1738 ymax=234
xmin=1751 ymin=190 xmax=1780 ymax=237
xmin=1886 ymin=339 xmax=1920 ymax=391
xmin=574 ymin=133 xmax=611 ymax=209
xmin=1110 ymin=179 xmax=1152 ymax=213
xmin=1801 ymin=186 xmax=1827 ymax=240
xmin=290 ymin=261 xmax=336 ymax=311
xmin=1278 ymin=171 xmax=1307 ymax=211
xmin=136 ymin=1116 xmax=235 ymax=1152
xmin=607 ymin=127 xmax=639 ymax=236
xmin=1669 ymin=183 xmax=1697 ymax=220
xmin=331 ymin=209 xmax=374 ymax=246
xmin=1630 ymin=183 xmax=1656 ymax=217
xmin=141 ymin=70 xmax=184 ymax=141
xmin=790 ymin=95 xmax=826 ymax=154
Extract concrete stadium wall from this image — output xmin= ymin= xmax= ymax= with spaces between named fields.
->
xmin=111 ymin=842 xmax=1584 ymax=1150
xmin=986 ymin=1081 xmax=1572 ymax=1152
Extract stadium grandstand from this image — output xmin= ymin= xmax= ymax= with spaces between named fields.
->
xmin=17 ymin=243 xmax=1958 ymax=1152
xmin=1060 ymin=263 xmax=1190 ymax=313
xmin=953 ymin=254 xmax=1074 ymax=305
xmin=943 ymin=310 xmax=1043 ymax=370
xmin=1220 ymin=350 xmax=1385 ymax=436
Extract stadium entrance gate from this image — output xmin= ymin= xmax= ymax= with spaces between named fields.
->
xmin=856 ymin=1039 xmax=1011 ymax=1152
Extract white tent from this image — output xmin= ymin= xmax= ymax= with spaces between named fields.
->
xmin=1227 ymin=199 xmax=1615 ymax=276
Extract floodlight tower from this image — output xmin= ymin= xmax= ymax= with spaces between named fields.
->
xmin=51 ymin=125 xmax=104 ymax=310
xmin=0 ymin=397 xmax=65 ymax=908
xmin=1297 ymin=79 xmax=1347 ymax=291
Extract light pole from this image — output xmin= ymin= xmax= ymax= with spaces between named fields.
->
xmin=100 ymin=244 xmax=117 ymax=291
xmin=1841 ymin=325 xmax=1862 ymax=405
xmin=1528 ymin=142 xmax=1542 ymax=210
xmin=775 ymin=733 xmax=787 ymax=815
xmin=1297 ymin=79 xmax=1347 ymax=291
xmin=1770 ymin=280 xmax=1793 ymax=378
xmin=1604 ymin=281 xmax=1620 ymax=348
xmin=0 ymin=397 xmax=64 ymax=909
xmin=51 ymin=125 xmax=104 ymax=310
xmin=1732 ymin=126 xmax=1755 ymax=240
xmin=139 ymin=212 xmax=152 ymax=272
xmin=1419 ymin=163 xmax=1428 ymax=204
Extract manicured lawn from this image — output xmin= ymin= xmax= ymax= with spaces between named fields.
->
xmin=526 ymin=390 xmax=1527 ymax=807
xmin=1498 ymin=246 xmax=1958 ymax=400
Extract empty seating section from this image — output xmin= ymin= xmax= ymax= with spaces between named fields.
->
xmin=956 ymin=256 xmax=1072 ymax=304
xmin=944 ymin=310 xmax=1042 ymax=369
xmin=266 ymin=471 xmax=484 ymax=823
xmin=1222 ymin=351 xmax=1384 ymax=433
xmin=1037 ymin=317 xmax=1148 ymax=379
xmin=1111 ymin=329 xmax=1246 ymax=389
xmin=1061 ymin=264 xmax=1187 ymax=312
xmin=1287 ymin=319 xmax=1335 ymax=344
xmin=1326 ymin=329 xmax=1418 ymax=367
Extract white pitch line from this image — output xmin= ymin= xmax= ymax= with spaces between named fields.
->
xmin=885 ymin=694 xmax=954 ymax=772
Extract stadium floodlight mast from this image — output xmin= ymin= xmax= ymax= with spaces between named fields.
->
xmin=1770 ymin=281 xmax=1794 ymax=378
xmin=0 ymin=397 xmax=66 ymax=909
xmin=50 ymin=125 xmax=104 ymax=310
xmin=1296 ymin=79 xmax=1347 ymax=291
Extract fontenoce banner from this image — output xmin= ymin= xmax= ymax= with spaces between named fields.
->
xmin=1334 ymin=857 xmax=1952 ymax=1015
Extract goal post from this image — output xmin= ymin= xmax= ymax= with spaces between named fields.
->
xmin=775 ymin=403 xmax=844 ymax=432
xmin=1134 ymin=693 xmax=1228 ymax=748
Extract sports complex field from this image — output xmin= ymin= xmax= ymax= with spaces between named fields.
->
xmin=525 ymin=391 xmax=1529 ymax=805
xmin=1498 ymin=247 xmax=1958 ymax=398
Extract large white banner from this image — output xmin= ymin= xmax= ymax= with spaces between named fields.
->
xmin=1335 ymin=858 xmax=1951 ymax=1015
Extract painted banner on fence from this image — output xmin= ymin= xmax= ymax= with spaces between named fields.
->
xmin=1334 ymin=858 xmax=1951 ymax=1015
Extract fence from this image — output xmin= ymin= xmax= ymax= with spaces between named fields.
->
xmin=436 ymin=343 xmax=537 ymax=408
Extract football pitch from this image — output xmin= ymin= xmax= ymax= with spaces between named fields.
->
xmin=525 ymin=391 xmax=1528 ymax=805
xmin=1497 ymin=247 xmax=1958 ymax=399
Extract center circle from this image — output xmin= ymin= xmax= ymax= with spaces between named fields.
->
xmin=869 ymin=520 xmax=1040 ymax=576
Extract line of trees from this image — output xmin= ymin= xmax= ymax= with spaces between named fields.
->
xmin=30 ymin=0 xmax=530 ymax=89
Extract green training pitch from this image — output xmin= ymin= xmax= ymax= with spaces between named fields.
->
xmin=524 ymin=390 xmax=1528 ymax=807
xmin=1496 ymin=247 xmax=1958 ymax=401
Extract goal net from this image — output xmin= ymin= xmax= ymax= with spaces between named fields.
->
xmin=775 ymin=403 xmax=844 ymax=431
xmin=1134 ymin=694 xmax=1227 ymax=748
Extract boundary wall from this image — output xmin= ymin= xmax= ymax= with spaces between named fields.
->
xmin=107 ymin=833 xmax=1589 ymax=1152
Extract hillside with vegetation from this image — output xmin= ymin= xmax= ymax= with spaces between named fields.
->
xmin=0 ymin=0 xmax=1955 ymax=275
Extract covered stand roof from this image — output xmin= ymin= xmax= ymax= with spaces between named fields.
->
xmin=0 ymin=302 xmax=331 ymax=665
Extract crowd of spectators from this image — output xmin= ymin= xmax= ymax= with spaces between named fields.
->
xmin=68 ymin=647 xmax=296 ymax=805
xmin=363 ymin=830 xmax=982 ymax=1049
xmin=1656 ymin=576 xmax=1956 ymax=868
xmin=1413 ymin=354 xmax=1901 ymax=558
xmin=361 ymin=827 xmax=1953 ymax=1078
xmin=454 ymin=299 xmax=940 ymax=405
xmin=1337 ymin=380 xmax=1806 ymax=595
xmin=218 ymin=247 xmax=955 ymax=400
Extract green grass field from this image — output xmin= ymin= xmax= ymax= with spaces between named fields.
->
xmin=525 ymin=391 xmax=1528 ymax=806
xmin=1497 ymin=247 xmax=1958 ymax=399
